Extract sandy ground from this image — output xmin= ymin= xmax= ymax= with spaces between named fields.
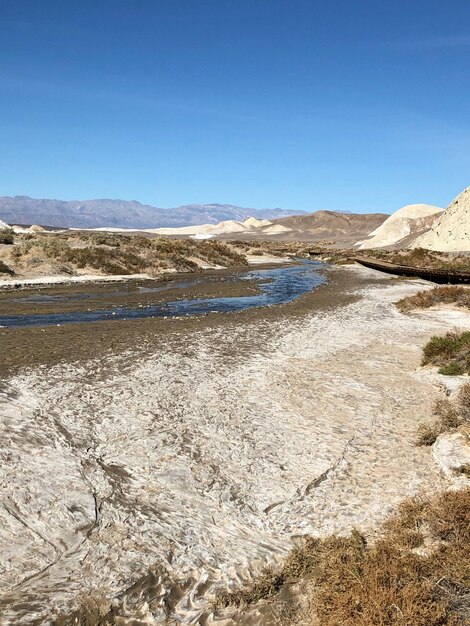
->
xmin=1 ymin=266 xmax=470 ymax=624
xmin=0 ymin=272 xmax=154 ymax=289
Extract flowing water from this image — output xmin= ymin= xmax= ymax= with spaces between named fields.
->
xmin=0 ymin=261 xmax=326 ymax=327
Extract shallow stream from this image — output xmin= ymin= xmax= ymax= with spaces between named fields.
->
xmin=0 ymin=260 xmax=326 ymax=327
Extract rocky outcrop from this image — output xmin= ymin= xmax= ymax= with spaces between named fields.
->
xmin=357 ymin=204 xmax=443 ymax=249
xmin=432 ymin=431 xmax=470 ymax=477
xmin=413 ymin=186 xmax=470 ymax=252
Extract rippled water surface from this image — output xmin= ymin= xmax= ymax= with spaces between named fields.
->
xmin=1 ymin=261 xmax=326 ymax=327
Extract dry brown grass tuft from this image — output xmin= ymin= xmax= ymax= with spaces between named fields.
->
xmin=416 ymin=422 xmax=446 ymax=447
xmin=456 ymin=384 xmax=470 ymax=422
xmin=214 ymin=490 xmax=470 ymax=626
xmin=397 ymin=286 xmax=470 ymax=313
xmin=416 ymin=387 xmax=470 ymax=446
xmin=213 ymin=566 xmax=285 ymax=609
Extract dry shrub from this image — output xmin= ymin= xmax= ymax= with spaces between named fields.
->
xmin=0 ymin=229 xmax=14 ymax=244
xmin=0 ymin=259 xmax=14 ymax=275
xmin=396 ymin=246 xmax=437 ymax=266
xmin=215 ymin=490 xmax=470 ymax=626
xmin=366 ymin=249 xmax=470 ymax=272
xmin=416 ymin=394 xmax=467 ymax=446
xmin=227 ymin=239 xmax=338 ymax=261
xmin=214 ymin=566 xmax=285 ymax=609
xmin=416 ymin=422 xmax=444 ymax=446
xmin=458 ymin=465 xmax=470 ymax=477
xmin=62 ymin=246 xmax=146 ymax=275
xmin=369 ymin=247 xmax=440 ymax=268
xmin=397 ymin=287 xmax=470 ymax=313
xmin=456 ymin=384 xmax=470 ymax=422
xmin=85 ymin=233 xmax=126 ymax=247
xmin=0 ymin=232 xmax=250 ymax=277
xmin=311 ymin=540 xmax=455 ymax=626
xmin=435 ymin=398 xmax=461 ymax=427
xmin=422 ymin=331 xmax=470 ymax=376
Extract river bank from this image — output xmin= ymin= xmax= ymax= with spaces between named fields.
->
xmin=1 ymin=265 xmax=469 ymax=624
xmin=0 ymin=253 xmax=293 ymax=291
xmin=1 ymin=260 xmax=331 ymax=373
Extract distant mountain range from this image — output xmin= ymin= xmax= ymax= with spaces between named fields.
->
xmin=0 ymin=196 xmax=306 ymax=229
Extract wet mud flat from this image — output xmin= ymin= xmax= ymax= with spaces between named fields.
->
xmin=1 ymin=261 xmax=335 ymax=374
xmin=0 ymin=265 xmax=264 ymax=316
xmin=0 ymin=264 xmax=462 ymax=625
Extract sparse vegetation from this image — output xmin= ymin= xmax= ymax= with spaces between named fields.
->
xmin=397 ymin=286 xmax=470 ymax=312
xmin=0 ymin=259 xmax=14 ymax=275
xmin=82 ymin=233 xmax=124 ymax=247
xmin=363 ymin=248 xmax=470 ymax=273
xmin=422 ymin=331 xmax=470 ymax=376
xmin=0 ymin=232 xmax=249 ymax=278
xmin=416 ymin=395 xmax=464 ymax=446
xmin=439 ymin=363 xmax=466 ymax=376
xmin=456 ymin=384 xmax=470 ymax=422
xmin=416 ymin=422 xmax=443 ymax=446
xmin=0 ymin=229 xmax=14 ymax=245
xmin=212 ymin=488 xmax=470 ymax=626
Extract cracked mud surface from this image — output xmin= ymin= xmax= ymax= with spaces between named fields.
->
xmin=0 ymin=266 xmax=462 ymax=624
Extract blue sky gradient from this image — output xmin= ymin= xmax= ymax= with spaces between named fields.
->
xmin=1 ymin=0 xmax=469 ymax=213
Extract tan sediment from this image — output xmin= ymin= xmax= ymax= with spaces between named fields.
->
xmin=1 ymin=267 xmax=470 ymax=624
xmin=0 ymin=272 xmax=153 ymax=289
xmin=413 ymin=185 xmax=470 ymax=252
xmin=357 ymin=203 xmax=443 ymax=249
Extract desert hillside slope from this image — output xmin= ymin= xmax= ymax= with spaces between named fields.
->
xmin=185 ymin=210 xmax=388 ymax=244
xmin=358 ymin=204 xmax=443 ymax=249
xmin=272 ymin=210 xmax=388 ymax=242
xmin=413 ymin=186 xmax=470 ymax=252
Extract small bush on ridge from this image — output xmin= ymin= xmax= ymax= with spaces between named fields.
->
xmin=0 ymin=229 xmax=14 ymax=245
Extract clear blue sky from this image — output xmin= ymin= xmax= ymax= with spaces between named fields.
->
xmin=1 ymin=1 xmax=469 ymax=213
